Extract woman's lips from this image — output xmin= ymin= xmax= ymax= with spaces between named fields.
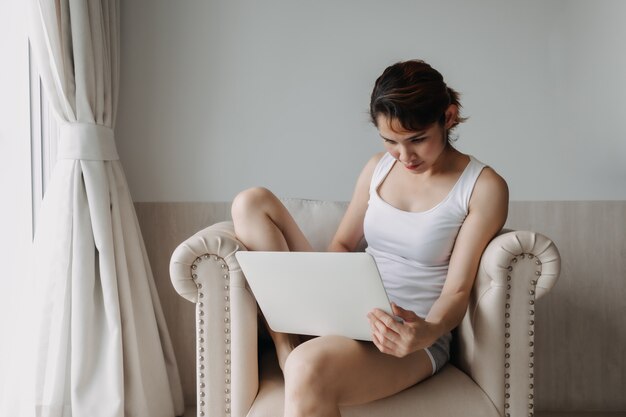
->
xmin=404 ymin=162 xmax=422 ymax=171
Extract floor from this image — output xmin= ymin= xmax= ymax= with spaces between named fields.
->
xmin=182 ymin=407 xmax=626 ymax=417
xmin=539 ymin=414 xmax=626 ymax=417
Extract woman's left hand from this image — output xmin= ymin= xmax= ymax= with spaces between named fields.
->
xmin=367 ymin=303 xmax=439 ymax=358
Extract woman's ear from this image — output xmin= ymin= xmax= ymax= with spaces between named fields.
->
xmin=444 ymin=104 xmax=459 ymax=129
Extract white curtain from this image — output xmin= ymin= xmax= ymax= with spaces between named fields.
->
xmin=28 ymin=1 xmax=184 ymax=416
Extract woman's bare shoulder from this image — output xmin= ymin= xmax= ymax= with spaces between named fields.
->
xmin=360 ymin=152 xmax=385 ymax=182
xmin=370 ymin=151 xmax=387 ymax=165
xmin=476 ymin=166 xmax=508 ymax=194
xmin=470 ymin=165 xmax=509 ymax=217
xmin=353 ymin=151 xmax=386 ymax=192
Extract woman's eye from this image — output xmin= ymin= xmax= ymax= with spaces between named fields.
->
xmin=411 ymin=137 xmax=425 ymax=143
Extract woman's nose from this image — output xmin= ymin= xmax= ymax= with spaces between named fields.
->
xmin=398 ymin=145 xmax=414 ymax=162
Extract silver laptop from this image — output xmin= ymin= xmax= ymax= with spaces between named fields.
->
xmin=235 ymin=251 xmax=393 ymax=341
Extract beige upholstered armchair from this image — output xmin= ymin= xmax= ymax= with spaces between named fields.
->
xmin=169 ymin=199 xmax=561 ymax=417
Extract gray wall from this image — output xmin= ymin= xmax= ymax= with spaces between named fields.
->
xmin=116 ymin=0 xmax=626 ymax=202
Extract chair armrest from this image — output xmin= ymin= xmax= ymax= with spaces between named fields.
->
xmin=170 ymin=221 xmax=258 ymax=417
xmin=455 ymin=230 xmax=561 ymax=417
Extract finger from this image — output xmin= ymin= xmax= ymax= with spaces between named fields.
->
xmin=369 ymin=317 xmax=387 ymax=338
xmin=371 ymin=309 xmax=402 ymax=333
xmin=391 ymin=303 xmax=411 ymax=318
xmin=392 ymin=303 xmax=420 ymax=322
xmin=372 ymin=331 xmax=394 ymax=353
xmin=372 ymin=331 xmax=401 ymax=356
xmin=372 ymin=317 xmax=400 ymax=343
xmin=371 ymin=332 xmax=385 ymax=352
xmin=391 ymin=303 xmax=408 ymax=322
xmin=372 ymin=315 xmax=397 ymax=333
xmin=369 ymin=317 xmax=378 ymax=334
xmin=371 ymin=308 xmax=392 ymax=318
xmin=367 ymin=314 xmax=381 ymax=333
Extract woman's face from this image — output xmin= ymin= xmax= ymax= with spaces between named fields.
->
xmin=376 ymin=114 xmax=448 ymax=174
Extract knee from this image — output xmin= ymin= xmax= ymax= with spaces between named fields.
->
xmin=284 ymin=346 xmax=336 ymax=406
xmin=231 ymin=187 xmax=275 ymax=221
xmin=284 ymin=347 xmax=325 ymax=387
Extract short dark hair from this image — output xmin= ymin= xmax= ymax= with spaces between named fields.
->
xmin=369 ymin=60 xmax=466 ymax=134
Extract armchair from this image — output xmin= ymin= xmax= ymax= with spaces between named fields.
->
xmin=169 ymin=199 xmax=560 ymax=417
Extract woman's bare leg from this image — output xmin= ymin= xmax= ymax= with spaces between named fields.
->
xmin=231 ymin=187 xmax=313 ymax=253
xmin=231 ymin=187 xmax=314 ymax=369
xmin=283 ymin=335 xmax=434 ymax=417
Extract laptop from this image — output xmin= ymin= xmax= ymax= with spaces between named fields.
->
xmin=235 ymin=251 xmax=393 ymax=341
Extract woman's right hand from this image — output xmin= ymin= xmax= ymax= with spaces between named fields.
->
xmin=367 ymin=303 xmax=438 ymax=358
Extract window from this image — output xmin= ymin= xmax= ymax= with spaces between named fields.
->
xmin=28 ymin=40 xmax=59 ymax=236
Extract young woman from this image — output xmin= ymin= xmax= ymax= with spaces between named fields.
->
xmin=231 ymin=59 xmax=509 ymax=417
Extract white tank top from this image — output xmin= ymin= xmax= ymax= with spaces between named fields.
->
xmin=364 ymin=152 xmax=486 ymax=318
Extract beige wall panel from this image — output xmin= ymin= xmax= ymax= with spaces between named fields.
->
xmin=135 ymin=202 xmax=231 ymax=405
xmin=506 ymin=202 xmax=626 ymax=411
xmin=136 ymin=201 xmax=626 ymax=412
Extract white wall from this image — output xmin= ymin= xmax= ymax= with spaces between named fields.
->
xmin=0 ymin=1 xmax=33 ymax=415
xmin=116 ymin=0 xmax=626 ymax=202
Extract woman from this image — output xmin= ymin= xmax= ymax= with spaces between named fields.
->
xmin=231 ymin=59 xmax=508 ymax=417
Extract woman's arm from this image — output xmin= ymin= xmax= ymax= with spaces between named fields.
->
xmin=368 ymin=167 xmax=509 ymax=357
xmin=425 ymin=167 xmax=509 ymax=337
xmin=326 ymin=152 xmax=384 ymax=252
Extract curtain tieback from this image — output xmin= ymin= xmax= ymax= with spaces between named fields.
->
xmin=58 ymin=122 xmax=119 ymax=161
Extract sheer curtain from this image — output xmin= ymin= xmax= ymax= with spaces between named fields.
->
xmin=29 ymin=0 xmax=184 ymax=416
